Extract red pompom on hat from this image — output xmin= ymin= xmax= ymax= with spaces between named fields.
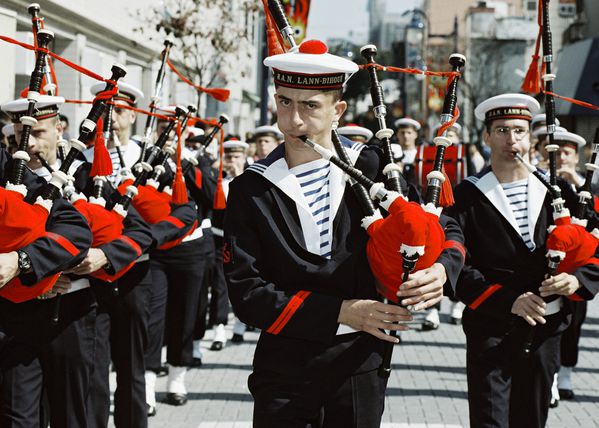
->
xmin=299 ymin=40 xmax=328 ymax=55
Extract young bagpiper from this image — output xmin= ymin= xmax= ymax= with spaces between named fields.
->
xmin=225 ymin=39 xmax=454 ymax=427
xmin=448 ymin=93 xmax=599 ymax=427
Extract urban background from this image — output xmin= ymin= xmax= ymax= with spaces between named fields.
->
xmin=1 ymin=0 xmax=598 ymax=143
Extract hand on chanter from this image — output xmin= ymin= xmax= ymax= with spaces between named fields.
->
xmin=396 ymin=263 xmax=446 ymax=311
xmin=539 ymin=272 xmax=580 ymax=297
xmin=0 ymin=252 xmax=19 ymax=288
xmin=67 ymin=248 xmax=108 ymax=275
xmin=338 ymin=299 xmax=412 ymax=343
xmin=511 ymin=292 xmax=546 ymax=326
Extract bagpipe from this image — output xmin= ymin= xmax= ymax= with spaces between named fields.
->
xmin=264 ymin=0 xmax=465 ymax=377
xmin=0 ymin=20 xmax=126 ymax=303
xmin=516 ymin=0 xmax=599 ymax=356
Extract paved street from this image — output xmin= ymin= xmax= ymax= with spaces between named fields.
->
xmin=109 ymin=298 xmax=599 ymax=428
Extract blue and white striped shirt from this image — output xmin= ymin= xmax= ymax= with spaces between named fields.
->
xmin=502 ymin=179 xmax=535 ymax=250
xmin=290 ymin=159 xmax=333 ymax=259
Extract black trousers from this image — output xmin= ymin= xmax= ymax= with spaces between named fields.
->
xmin=194 ymin=233 xmax=230 ymax=340
xmin=147 ymin=238 xmax=208 ymax=369
xmin=560 ymin=300 xmax=587 ymax=367
xmin=0 ymin=289 xmax=97 ymax=428
xmin=249 ymin=368 xmax=387 ymax=428
xmin=88 ymin=261 xmax=152 ymax=428
xmin=465 ymin=317 xmax=562 ymax=428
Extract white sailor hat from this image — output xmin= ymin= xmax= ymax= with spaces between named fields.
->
xmin=475 ymin=93 xmax=540 ymax=122
xmin=531 ymin=113 xmax=560 ymax=129
xmin=532 ymin=125 xmax=567 ymax=139
xmin=253 ymin=125 xmax=284 ymax=140
xmin=337 ymin=124 xmax=374 ymax=141
xmin=394 ymin=117 xmax=421 ymax=131
xmin=187 ymin=127 xmax=205 ymax=138
xmin=223 ymin=139 xmax=249 ymax=153
xmin=2 ymin=123 xmax=15 ymax=137
xmin=264 ymin=39 xmax=359 ymax=90
xmin=1 ymin=95 xmax=65 ymax=122
xmin=90 ymin=81 xmax=144 ymax=105
xmin=553 ymin=130 xmax=586 ymax=149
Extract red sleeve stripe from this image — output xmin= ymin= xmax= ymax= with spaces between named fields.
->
xmin=266 ymin=290 xmax=312 ymax=335
xmin=443 ymin=240 xmax=466 ymax=260
xmin=469 ymin=284 xmax=502 ymax=310
xmin=162 ymin=216 xmax=185 ymax=228
xmin=117 ymin=236 xmax=142 ymax=257
xmin=45 ymin=232 xmax=79 ymax=256
xmin=568 ymin=294 xmax=585 ymax=302
xmin=194 ymin=169 xmax=202 ymax=190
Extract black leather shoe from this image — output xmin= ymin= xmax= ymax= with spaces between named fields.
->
xmin=210 ymin=341 xmax=224 ymax=351
xmin=422 ymin=320 xmax=439 ymax=331
xmin=246 ymin=325 xmax=256 ymax=332
xmin=155 ymin=365 xmax=169 ymax=377
xmin=558 ymin=388 xmax=575 ymax=400
xmin=190 ymin=357 xmax=202 ymax=368
xmin=147 ymin=404 xmax=157 ymax=416
xmin=165 ymin=393 xmax=188 ymax=406
xmin=231 ymin=333 xmax=244 ymax=343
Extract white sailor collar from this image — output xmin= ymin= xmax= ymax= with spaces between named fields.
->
xmin=466 ymin=167 xmax=547 ymax=243
xmin=247 ymin=136 xmax=366 ymax=256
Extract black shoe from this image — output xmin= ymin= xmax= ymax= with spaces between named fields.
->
xmin=164 ymin=393 xmax=188 ymax=406
xmin=190 ymin=357 xmax=202 ymax=368
xmin=422 ymin=320 xmax=439 ymax=331
xmin=147 ymin=404 xmax=157 ymax=417
xmin=558 ymin=388 xmax=575 ymax=400
xmin=246 ymin=325 xmax=256 ymax=332
xmin=210 ymin=341 xmax=224 ymax=351
xmin=231 ymin=333 xmax=244 ymax=343
xmin=549 ymin=397 xmax=559 ymax=408
xmin=155 ymin=365 xmax=169 ymax=377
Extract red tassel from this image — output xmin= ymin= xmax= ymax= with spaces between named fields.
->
xmin=171 ymin=122 xmax=188 ymax=204
xmin=213 ymin=129 xmax=226 ymax=210
xmin=89 ymin=117 xmax=113 ymax=177
xmin=194 ymin=168 xmax=202 ymax=190
xmin=262 ymin=0 xmax=287 ymax=55
xmin=521 ymin=0 xmax=543 ymax=94
xmin=204 ymin=88 xmax=230 ymax=102
xmin=438 ymin=168 xmax=454 ymax=208
xmin=521 ymin=53 xmax=541 ymax=94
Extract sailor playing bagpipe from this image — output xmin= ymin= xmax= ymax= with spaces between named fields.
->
xmin=0 ymin=93 xmax=93 ymax=425
xmin=446 ymin=93 xmax=599 ymax=427
xmin=224 ymin=37 xmax=465 ymax=426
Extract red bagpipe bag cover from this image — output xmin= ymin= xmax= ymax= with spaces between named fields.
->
xmin=118 ymin=179 xmax=171 ymax=224
xmin=71 ymin=199 xmax=136 ymax=282
xmin=0 ymin=188 xmax=57 ymax=302
xmin=116 ymin=179 xmax=198 ymax=250
xmin=547 ymin=216 xmax=599 ymax=274
xmin=366 ymin=197 xmax=445 ymax=303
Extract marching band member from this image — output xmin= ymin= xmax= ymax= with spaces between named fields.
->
xmin=448 ymin=94 xmax=599 ymax=427
xmin=552 ymin=130 xmax=589 ymax=404
xmin=83 ymin=82 xmax=156 ymax=428
xmin=224 ymin=39 xmax=453 ymax=427
xmin=0 ymin=95 xmax=93 ymax=428
xmin=253 ymin=125 xmax=283 ymax=161
xmin=143 ymin=107 xmax=205 ymax=411
xmin=337 ymin=123 xmax=374 ymax=144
